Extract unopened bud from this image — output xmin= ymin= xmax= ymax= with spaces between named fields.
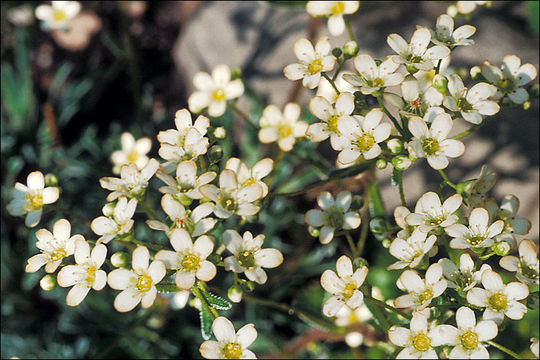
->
xmin=353 ymin=257 xmax=369 ymax=269
xmin=433 ymin=74 xmax=448 ymax=95
xmin=447 ymin=5 xmax=458 ymax=17
xmin=332 ymin=47 xmax=342 ymax=58
xmin=228 ymin=285 xmax=243 ymax=303
xmin=213 ymin=126 xmax=226 ymax=139
xmin=238 ymin=279 xmax=255 ymax=292
xmin=308 ymin=226 xmax=320 ymax=237
xmin=392 ymin=155 xmax=412 ymax=171
xmin=491 ymin=242 xmax=510 ymax=256
xmin=523 ymin=101 xmax=531 ymax=110
xmin=111 ymin=251 xmax=128 ymax=267
xmin=387 ymin=138 xmax=403 ymax=154
xmin=102 ymin=202 xmax=116 ymax=217
xmin=345 ymin=332 xmax=364 ymax=348
xmin=351 ymin=195 xmax=364 ymax=210
xmin=44 ymin=173 xmax=58 ymax=187
xmin=343 ymin=41 xmax=358 ymax=58
xmin=376 ymin=159 xmax=388 ymax=170
xmin=529 ymin=84 xmax=539 ymax=99
xmin=369 ymin=217 xmax=387 ymax=234
xmin=470 ymin=66 xmax=482 ymax=80
xmin=382 ymin=238 xmax=392 ymax=248
xmin=230 ymin=68 xmax=242 ymax=80
xmin=40 ymin=275 xmax=56 ymax=291
xmin=208 ymin=145 xmax=223 ymax=163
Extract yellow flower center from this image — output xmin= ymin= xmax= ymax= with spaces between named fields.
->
xmin=137 ymin=274 xmax=153 ymax=292
xmin=518 ymin=262 xmax=539 ymax=280
xmin=354 ymin=133 xmax=375 ymax=152
xmin=126 ymin=149 xmax=139 ymax=162
xmin=410 ymin=98 xmax=422 ymax=109
xmin=367 ymin=78 xmax=385 ymax=88
xmin=457 ymin=97 xmax=474 ymax=112
xmin=421 ymin=138 xmax=440 ymax=155
xmin=223 ymin=342 xmax=243 ymax=359
xmin=50 ymin=248 xmax=66 ymax=261
xmin=427 ymin=214 xmax=445 ymax=226
xmin=461 ymin=330 xmax=479 ymax=350
xmin=52 ymin=9 xmax=67 ymax=22
xmin=25 ymin=192 xmax=43 ymax=211
xmin=327 ymin=115 xmax=340 ymax=133
xmin=488 ymin=292 xmax=508 ymax=311
xmin=343 ymin=282 xmax=357 ymax=299
xmin=323 ymin=206 xmax=344 ymax=228
xmin=278 ymin=124 xmax=293 ymax=138
xmin=241 ymin=177 xmax=257 ymax=187
xmin=218 ymin=192 xmax=238 ymax=213
xmin=418 ymin=288 xmax=434 ymax=304
xmin=237 ymin=250 xmax=256 ymax=270
xmin=212 ymin=89 xmax=226 ymax=102
xmin=181 ymin=253 xmax=201 ymax=272
xmin=332 ymin=1 xmax=345 ymax=14
xmin=308 ymin=59 xmax=323 ymax=74
xmin=87 ymin=265 xmax=97 ymax=284
xmin=467 ymin=235 xmax=485 ymax=246
xmin=412 ymin=332 xmax=431 ymax=352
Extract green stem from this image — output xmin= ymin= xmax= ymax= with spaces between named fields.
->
xmin=356 ymin=206 xmax=370 ymax=257
xmin=438 ymin=169 xmax=457 ymax=190
xmin=344 ymin=17 xmax=355 ymax=42
xmin=322 ymin=72 xmax=340 ymax=95
xmin=332 ymin=59 xmax=345 ymax=82
xmin=364 ymin=295 xmax=412 ymax=320
xmin=452 ymin=125 xmax=480 ymax=140
xmin=345 ymin=233 xmax=357 ymax=257
xmin=229 ymin=103 xmax=258 ymax=131
xmin=397 ymin=172 xmax=406 ymax=206
xmin=375 ymin=94 xmax=404 ymax=136
xmin=487 ymin=341 xmax=523 ymax=359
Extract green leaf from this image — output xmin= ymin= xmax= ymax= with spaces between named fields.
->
xmin=204 ymin=291 xmax=232 ymax=310
xmin=199 ymin=306 xmax=213 ymax=340
xmin=367 ymin=180 xmax=386 ymax=218
xmin=527 ymin=1 xmax=540 ymax=35
xmin=155 ymin=283 xmax=180 ymax=293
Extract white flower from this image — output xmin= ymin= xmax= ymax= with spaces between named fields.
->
xmin=343 ymin=54 xmax=404 ymax=95
xmin=320 ymin=255 xmax=368 ymax=317
xmin=35 ymin=1 xmax=80 ymax=30
xmin=146 ymin=194 xmax=216 ymax=237
xmin=500 ymin=239 xmax=539 ymax=285
xmin=443 ymin=74 xmax=500 ymax=124
xmin=258 ymin=103 xmax=308 ymax=152
xmin=26 ymin=219 xmax=81 ymax=273
xmin=306 ymin=1 xmax=360 ymax=36
xmin=110 ymin=132 xmax=152 ymax=175
xmin=157 ymin=160 xmax=216 ymax=201
xmin=484 ymin=195 xmax=531 ymax=247
xmin=223 ymin=230 xmax=283 ymax=284
xmin=387 ymin=28 xmax=450 ymax=71
xmin=199 ymin=317 xmax=257 ymax=359
xmin=188 ymin=64 xmax=244 ymax=117
xmin=7 ymin=171 xmax=60 ymax=228
xmin=446 ymin=208 xmax=504 ymax=250
xmin=100 ymin=159 xmax=159 ymax=201
xmin=155 ymin=228 xmax=216 ymax=290
xmin=91 ymin=197 xmax=138 ymax=244
xmin=388 ymin=228 xmax=437 ymax=270
xmin=394 ymin=263 xmax=447 ymax=310
xmin=335 ymin=303 xmax=373 ymax=327
xmin=405 ymin=192 xmax=462 ymax=232
xmin=158 ymin=109 xmax=210 ymax=170
xmin=448 ymin=1 xmax=488 ymax=17
xmin=462 ymin=165 xmax=496 ymax=207
xmin=316 ymin=71 xmax=356 ymax=103
xmin=199 ymin=170 xmax=263 ymax=219
xmin=429 ymin=14 xmax=476 ymax=48
xmin=107 ymin=246 xmax=166 ymax=312
xmin=467 ymin=269 xmax=529 ymax=323
xmin=225 ymin=157 xmax=273 ymax=197
xmin=57 ymin=239 xmax=107 ymax=306
xmin=336 ymin=108 xmax=392 ymax=164
xmin=433 ymin=306 xmax=498 ymax=359
xmin=531 ymin=338 xmax=539 ymax=358
xmin=284 ymin=37 xmax=336 ymax=89
xmin=388 ymin=311 xmax=439 ymax=359
xmin=407 ymin=112 xmax=465 ymax=170
xmin=438 ymin=254 xmax=492 ymax=292
xmin=307 ymin=93 xmax=354 ymax=150
xmin=305 ymin=191 xmax=361 ymax=244
xmin=383 ymin=75 xmax=444 ymax=118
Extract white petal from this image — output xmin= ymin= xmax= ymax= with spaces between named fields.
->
xmin=255 ymin=248 xmax=283 ymax=268
xmin=336 ymin=255 xmax=353 ymax=278
xmin=237 ymin=323 xmax=258 ymax=348
xmin=323 ymin=296 xmax=345 ymax=317
xmin=114 ymin=288 xmax=141 ymax=312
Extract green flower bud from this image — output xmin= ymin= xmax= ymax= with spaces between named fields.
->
xmin=208 ymin=145 xmax=223 ymax=163
xmin=382 ymin=238 xmax=392 ymax=248
xmin=433 ymin=74 xmax=448 ymax=95
xmin=392 ymin=155 xmax=412 ymax=171
xmin=470 ymin=66 xmax=482 ymax=80
xmin=406 ymin=64 xmax=419 ymax=74
xmin=332 ymin=47 xmax=343 ymax=58
xmin=351 ymin=195 xmax=364 ymax=210
xmin=523 ymin=101 xmax=531 ymax=110
xmin=528 ymin=84 xmax=539 ymax=99
xmin=343 ymin=41 xmax=358 ymax=58
xmin=238 ymin=279 xmax=255 ymax=292
xmin=376 ymin=159 xmax=388 ymax=170
xmin=353 ymin=257 xmax=369 ymax=269
xmin=111 ymin=251 xmax=129 ymax=267
xmin=308 ymin=226 xmax=320 ymax=237
xmin=491 ymin=242 xmax=510 ymax=256
xmin=213 ymin=126 xmax=226 ymax=139
xmin=431 ymin=307 xmax=441 ymax=318
xmin=230 ymin=67 xmax=242 ymax=80
xmin=44 ymin=173 xmax=58 ymax=187
xmin=228 ymin=285 xmax=243 ymax=303
xmin=456 ymin=180 xmax=474 ymax=195
xmin=387 ymin=138 xmax=403 ymax=154
xmin=369 ymin=217 xmax=387 ymax=234
xmin=40 ymin=275 xmax=56 ymax=291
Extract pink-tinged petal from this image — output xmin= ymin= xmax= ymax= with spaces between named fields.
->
xmin=323 ymin=296 xmax=345 ymax=317
xmin=114 ymin=288 xmax=142 ymax=312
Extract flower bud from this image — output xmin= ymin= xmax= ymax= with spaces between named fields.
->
xmin=345 ymin=332 xmax=364 ymax=348
xmin=523 ymin=101 xmax=531 ymax=110
xmin=111 ymin=251 xmax=129 ymax=267
xmin=392 ymin=155 xmax=412 ymax=171
xmin=230 ymin=67 xmax=242 ymax=80
xmin=491 ymin=242 xmax=510 ymax=256
xmin=208 ymin=145 xmax=223 ymax=164
xmin=351 ymin=195 xmax=364 ymax=210
xmin=343 ymin=41 xmax=358 ymax=58
xmin=369 ymin=217 xmax=387 ymax=234
xmin=470 ymin=66 xmax=482 ymax=80
xmin=382 ymin=238 xmax=392 ymax=248
xmin=529 ymin=84 xmax=539 ymax=99
xmin=238 ymin=279 xmax=255 ymax=292
xmin=44 ymin=173 xmax=58 ymax=187
xmin=353 ymin=257 xmax=369 ymax=269
xmin=387 ymin=138 xmax=403 ymax=154
xmin=102 ymin=202 xmax=116 ymax=217
xmin=228 ymin=285 xmax=243 ymax=303
xmin=447 ymin=5 xmax=458 ymax=17
xmin=332 ymin=47 xmax=342 ymax=58
xmin=375 ymin=159 xmax=388 ymax=170
xmin=308 ymin=226 xmax=320 ymax=237
xmin=213 ymin=126 xmax=226 ymax=139
xmin=40 ymin=275 xmax=56 ymax=291
xmin=433 ymin=74 xmax=448 ymax=95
